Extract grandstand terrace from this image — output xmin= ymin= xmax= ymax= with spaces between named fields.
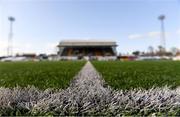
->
xmin=57 ymin=40 xmax=117 ymax=60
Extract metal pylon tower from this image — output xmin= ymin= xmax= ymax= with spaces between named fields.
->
xmin=7 ymin=16 xmax=15 ymax=56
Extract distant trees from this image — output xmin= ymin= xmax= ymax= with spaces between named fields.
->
xmin=156 ymin=45 xmax=165 ymax=56
xmin=147 ymin=46 xmax=154 ymax=56
xmin=131 ymin=46 xmax=179 ymax=56
xmin=148 ymin=46 xmax=154 ymax=54
xmin=170 ymin=47 xmax=179 ymax=56
xmin=132 ymin=51 xmax=140 ymax=56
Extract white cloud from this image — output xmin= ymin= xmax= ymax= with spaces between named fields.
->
xmin=0 ymin=36 xmax=60 ymax=56
xmin=0 ymin=40 xmax=59 ymax=56
xmin=147 ymin=31 xmax=161 ymax=38
xmin=0 ymin=40 xmax=35 ymax=56
xmin=46 ymin=42 xmax=58 ymax=49
xmin=45 ymin=42 xmax=59 ymax=54
xmin=0 ymin=41 xmax=8 ymax=56
xmin=13 ymin=43 xmax=33 ymax=54
xmin=0 ymin=41 xmax=7 ymax=48
xmin=128 ymin=34 xmax=144 ymax=39
xmin=176 ymin=29 xmax=180 ymax=35
xmin=128 ymin=31 xmax=170 ymax=40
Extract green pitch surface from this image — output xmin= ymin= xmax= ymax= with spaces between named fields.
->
xmin=92 ymin=61 xmax=180 ymax=90
xmin=0 ymin=61 xmax=85 ymax=89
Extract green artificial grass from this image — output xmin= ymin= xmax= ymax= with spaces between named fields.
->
xmin=92 ymin=61 xmax=180 ymax=90
xmin=0 ymin=61 xmax=85 ymax=89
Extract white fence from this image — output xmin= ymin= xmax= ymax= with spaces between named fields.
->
xmin=58 ymin=56 xmax=117 ymax=61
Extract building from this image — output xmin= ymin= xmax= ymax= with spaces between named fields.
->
xmin=57 ymin=40 xmax=117 ymax=60
xmin=117 ymin=55 xmax=137 ymax=61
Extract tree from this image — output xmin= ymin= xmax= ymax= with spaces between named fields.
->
xmin=158 ymin=45 xmax=165 ymax=56
xmin=158 ymin=45 xmax=164 ymax=52
xmin=148 ymin=46 xmax=154 ymax=56
xmin=171 ymin=47 xmax=179 ymax=56
xmin=132 ymin=51 xmax=140 ymax=56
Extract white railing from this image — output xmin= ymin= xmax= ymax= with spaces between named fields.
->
xmin=58 ymin=56 xmax=78 ymax=60
xmin=57 ymin=56 xmax=117 ymax=61
xmin=96 ymin=56 xmax=117 ymax=61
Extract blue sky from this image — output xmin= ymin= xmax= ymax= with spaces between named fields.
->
xmin=0 ymin=0 xmax=180 ymax=56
